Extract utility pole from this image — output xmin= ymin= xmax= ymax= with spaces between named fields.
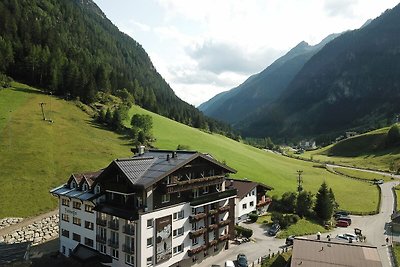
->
xmin=297 ymin=170 xmax=303 ymax=192
xmin=39 ymin=102 xmax=46 ymax=120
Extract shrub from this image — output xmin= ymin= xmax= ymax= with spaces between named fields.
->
xmin=235 ymin=225 xmax=253 ymax=238
xmin=271 ymin=212 xmax=299 ymax=229
xmin=248 ymin=212 xmax=259 ymax=223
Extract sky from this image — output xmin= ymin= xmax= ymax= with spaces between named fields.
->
xmin=94 ymin=0 xmax=399 ymax=107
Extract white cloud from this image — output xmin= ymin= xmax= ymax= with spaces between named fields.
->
xmin=324 ymin=0 xmax=358 ymax=17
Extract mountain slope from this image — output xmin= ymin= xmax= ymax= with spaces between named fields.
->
xmin=0 ymin=83 xmax=377 ymax=217
xmin=242 ymin=4 xmax=400 ymax=140
xmin=0 ymin=0 xmax=225 ymax=132
xmin=199 ymin=34 xmax=338 ymax=125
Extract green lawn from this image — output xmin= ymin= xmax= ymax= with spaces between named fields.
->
xmin=0 ymin=83 xmax=131 ymax=218
xmin=261 ymin=251 xmax=292 ymax=267
xmin=126 ymin=105 xmax=379 ymax=214
xmin=276 ymin=219 xmax=328 ymax=239
xmin=331 ymin=167 xmax=391 ymax=181
xmin=395 ymin=185 xmax=400 ymax=212
xmin=393 ymin=243 xmax=400 ymax=266
xmin=0 ymin=84 xmax=381 ymax=218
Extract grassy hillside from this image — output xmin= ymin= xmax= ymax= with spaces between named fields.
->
xmin=0 ymin=83 xmax=131 ymax=218
xmin=0 ymin=83 xmax=379 ymax=218
xmin=301 ymin=127 xmax=400 ymax=171
xmin=126 ymin=106 xmax=379 ymax=213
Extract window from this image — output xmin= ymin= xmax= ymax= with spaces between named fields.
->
xmin=242 ymin=203 xmax=247 ymax=209
xmin=252 ymin=190 xmax=255 ymax=195
xmin=62 ymin=246 xmax=66 ymax=255
xmin=147 ymin=237 xmax=153 ymax=247
xmin=85 ymin=221 xmax=94 ymax=230
xmin=216 ymin=183 xmax=222 ymax=191
xmin=73 ymin=217 xmax=81 ymax=226
xmin=193 ymin=188 xmax=199 ymax=198
xmin=61 ymin=198 xmax=70 ymax=206
xmin=203 ymin=186 xmax=209 ymax=194
xmin=147 ymin=219 xmax=153 ymax=228
xmin=250 ymin=201 xmax=254 ymax=207
xmin=177 ymin=192 xmax=181 ymax=198
xmin=95 ymin=184 xmax=101 ymax=194
xmin=173 ymin=244 xmax=183 ymax=254
xmin=173 ymin=227 xmax=184 ymax=237
xmin=166 ymin=176 xmax=171 ymax=184
xmin=61 ymin=214 xmax=69 ymax=222
xmin=99 ymin=244 xmax=106 ymax=254
xmin=85 ymin=204 xmax=93 ymax=213
xmin=173 ymin=210 xmax=184 ymax=220
xmin=192 ymin=222 xmax=197 ymax=230
xmin=61 ymin=229 xmax=69 ymax=238
xmin=98 ymin=227 xmax=106 ymax=239
xmin=82 ymin=183 xmax=88 ymax=191
xmin=111 ymin=248 xmax=119 ymax=259
xmin=73 ymin=201 xmax=81 ymax=210
xmin=192 ymin=237 xmax=198 ymax=245
xmin=84 ymin=237 xmax=94 ymax=247
xmin=72 ymin=233 xmax=81 ymax=242
xmin=125 ymin=254 xmax=135 ymax=265
xmin=147 ymin=256 xmax=153 ymax=266
xmin=71 ymin=181 xmax=76 ymax=189
xmin=111 ymin=231 xmax=119 ymax=244
xmin=161 ymin=194 xmax=170 ymax=203
xmin=192 ymin=208 xmax=196 ymax=214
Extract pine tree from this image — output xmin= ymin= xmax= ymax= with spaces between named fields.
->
xmin=314 ymin=182 xmax=334 ymax=221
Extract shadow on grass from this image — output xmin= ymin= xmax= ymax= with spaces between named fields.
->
xmin=12 ymin=86 xmax=43 ymax=95
xmin=86 ymin=120 xmax=134 ymax=147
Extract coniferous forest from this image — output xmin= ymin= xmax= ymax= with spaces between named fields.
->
xmin=0 ymin=0 xmax=232 ymax=135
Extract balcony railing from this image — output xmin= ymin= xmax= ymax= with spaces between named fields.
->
xmin=218 ymin=205 xmax=230 ymax=213
xmin=189 ymin=213 xmax=207 ymax=223
xmin=123 ymin=244 xmax=135 ymax=254
xmin=123 ymin=225 xmax=135 ymax=235
xmin=161 ymin=175 xmax=225 ymax=194
xmin=96 ymin=218 xmax=107 ymax=226
xmin=218 ymin=219 xmax=231 ymax=227
xmin=189 ymin=227 xmax=207 ymax=239
xmin=190 ymin=189 xmax=237 ymax=207
xmin=208 ymin=209 xmax=218 ymax=216
xmin=256 ymin=197 xmax=272 ymax=208
xmin=108 ymin=220 xmax=119 ymax=230
xmin=208 ymin=224 xmax=218 ymax=231
xmin=108 ymin=239 xmax=119 ymax=248
xmin=218 ymin=234 xmax=230 ymax=243
xmin=96 ymin=235 xmax=107 ymax=244
xmin=188 ymin=244 xmax=207 ymax=257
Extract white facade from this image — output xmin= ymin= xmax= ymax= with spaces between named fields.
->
xmin=235 ymin=188 xmax=257 ymax=223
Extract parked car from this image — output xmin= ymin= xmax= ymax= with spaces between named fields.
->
xmin=268 ymin=223 xmax=280 ymax=236
xmin=337 ymin=216 xmax=352 ymax=225
xmin=344 ymin=233 xmax=358 ymax=241
xmin=373 ymin=179 xmax=384 ymax=185
xmin=285 ymin=235 xmax=295 ymax=245
xmin=336 ymin=234 xmax=351 ymax=241
xmin=224 ymin=260 xmax=235 ymax=267
xmin=237 ymin=254 xmax=248 ymax=267
xmin=334 ymin=210 xmax=349 ymax=219
xmin=336 ymin=220 xmax=350 ymax=227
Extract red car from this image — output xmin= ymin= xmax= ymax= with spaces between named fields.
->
xmin=336 ymin=220 xmax=350 ymax=227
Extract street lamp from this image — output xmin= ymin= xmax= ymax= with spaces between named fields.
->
xmin=297 ymin=170 xmax=303 ymax=192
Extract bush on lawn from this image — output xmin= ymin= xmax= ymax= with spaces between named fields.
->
xmin=235 ymin=225 xmax=253 ymax=238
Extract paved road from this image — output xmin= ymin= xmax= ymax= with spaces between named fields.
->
xmin=195 ymin=181 xmax=399 ymax=267
xmin=326 ymin=164 xmax=400 ymax=179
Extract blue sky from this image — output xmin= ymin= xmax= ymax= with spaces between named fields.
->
xmin=94 ymin=0 xmax=399 ymax=106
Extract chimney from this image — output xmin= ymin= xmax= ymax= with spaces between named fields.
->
xmin=172 ymin=151 xmax=177 ymax=158
xmin=139 ymin=145 xmax=145 ymax=155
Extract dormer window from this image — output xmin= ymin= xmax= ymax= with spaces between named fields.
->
xmin=95 ymin=185 xmax=101 ymax=194
xmin=83 ymin=183 xmax=88 ymax=191
xmin=71 ymin=181 xmax=77 ymax=189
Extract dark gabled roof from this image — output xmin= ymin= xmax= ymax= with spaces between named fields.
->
xmin=67 ymin=170 xmax=103 ymax=189
xmin=229 ymin=178 xmax=273 ymax=199
xmin=101 ymin=149 xmax=236 ymax=189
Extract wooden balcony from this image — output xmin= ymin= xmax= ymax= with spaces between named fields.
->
xmin=218 ymin=205 xmax=230 ymax=213
xmin=108 ymin=220 xmax=119 ymax=230
xmin=256 ymin=197 xmax=272 ymax=208
xmin=189 ymin=227 xmax=207 ymax=239
xmin=123 ymin=244 xmax=134 ymax=254
xmin=188 ymin=244 xmax=207 ymax=257
xmin=218 ymin=234 xmax=230 ymax=243
xmin=96 ymin=235 xmax=106 ymax=244
xmin=190 ymin=189 xmax=237 ymax=207
xmin=108 ymin=239 xmax=119 ymax=248
xmin=208 ymin=209 xmax=218 ymax=216
xmin=161 ymin=175 xmax=225 ymax=194
xmin=209 ymin=239 xmax=218 ymax=246
xmin=208 ymin=224 xmax=218 ymax=231
xmin=96 ymin=218 xmax=107 ymax=226
xmin=123 ymin=225 xmax=135 ymax=235
xmin=218 ymin=219 xmax=231 ymax=227
xmin=189 ymin=213 xmax=207 ymax=223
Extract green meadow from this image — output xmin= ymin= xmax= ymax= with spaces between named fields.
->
xmin=0 ymin=84 xmax=379 ymax=217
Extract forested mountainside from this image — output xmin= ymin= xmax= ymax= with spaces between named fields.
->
xmin=199 ymin=34 xmax=339 ymax=125
xmin=0 ymin=0 xmax=230 ymax=133
xmin=239 ymin=4 xmax=400 ymax=142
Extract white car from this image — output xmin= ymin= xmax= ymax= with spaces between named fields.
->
xmin=344 ymin=233 xmax=358 ymax=241
xmin=225 ymin=260 xmax=235 ymax=267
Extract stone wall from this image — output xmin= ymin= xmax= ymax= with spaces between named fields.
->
xmin=0 ymin=215 xmax=59 ymax=246
xmin=0 ymin=218 xmax=23 ymax=230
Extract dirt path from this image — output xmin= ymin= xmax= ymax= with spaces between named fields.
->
xmin=0 ymin=209 xmax=58 ymax=237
